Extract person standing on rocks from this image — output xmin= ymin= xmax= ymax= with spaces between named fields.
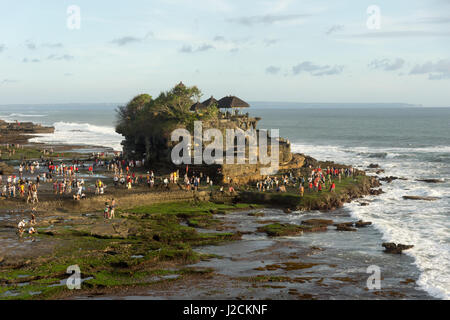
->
xmin=299 ymin=184 xmax=304 ymax=197
xmin=104 ymin=202 xmax=110 ymax=219
xmin=110 ymin=198 xmax=116 ymax=219
xmin=30 ymin=208 xmax=36 ymax=225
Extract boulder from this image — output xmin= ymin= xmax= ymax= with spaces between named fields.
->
xmin=355 ymin=220 xmax=372 ymax=228
xmin=370 ymin=188 xmax=384 ymax=195
xmin=382 ymin=242 xmax=414 ymax=254
xmin=336 ymin=223 xmax=357 ymax=232
xmin=368 ymin=163 xmax=380 ymax=168
xmin=360 ymin=202 xmax=369 ymax=206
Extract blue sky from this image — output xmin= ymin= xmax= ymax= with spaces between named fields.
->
xmin=0 ymin=0 xmax=449 ymax=106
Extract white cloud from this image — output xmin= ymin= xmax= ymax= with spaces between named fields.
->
xmin=410 ymin=59 xmax=450 ymax=80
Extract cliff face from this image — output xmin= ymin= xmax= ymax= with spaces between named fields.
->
xmin=121 ymin=114 xmax=302 ymax=184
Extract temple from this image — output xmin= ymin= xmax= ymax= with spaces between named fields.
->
xmin=119 ymin=83 xmax=305 ymax=184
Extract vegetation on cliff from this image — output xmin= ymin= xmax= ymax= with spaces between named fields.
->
xmin=116 ymin=83 xmax=219 ymax=145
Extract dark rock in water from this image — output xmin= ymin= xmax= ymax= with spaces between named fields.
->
xmin=382 ymin=242 xmax=414 ymax=254
xmin=283 ymin=208 xmax=292 ymax=214
xmin=380 ymin=176 xmax=399 ymax=183
xmin=368 ymin=163 xmax=380 ymax=168
xmin=360 ymin=202 xmax=369 ymax=206
xmin=402 ymin=196 xmax=440 ymax=201
xmin=336 ymin=223 xmax=357 ymax=232
xmin=355 ymin=220 xmax=372 ymax=228
xmin=370 ymin=188 xmax=384 ymax=195
xmin=417 ymin=179 xmax=444 ymax=184
xmin=376 ymin=169 xmax=385 ymax=174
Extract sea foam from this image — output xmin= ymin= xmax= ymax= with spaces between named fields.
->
xmin=291 ymin=141 xmax=450 ymax=300
xmin=30 ymin=121 xmax=124 ymax=151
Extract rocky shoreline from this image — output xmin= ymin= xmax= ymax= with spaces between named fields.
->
xmin=0 ymin=119 xmax=428 ymax=300
xmin=0 ymin=120 xmax=54 ymax=145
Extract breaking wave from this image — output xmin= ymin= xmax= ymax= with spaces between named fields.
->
xmin=30 ymin=121 xmax=124 ymax=151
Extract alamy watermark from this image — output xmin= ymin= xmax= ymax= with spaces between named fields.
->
xmin=366 ymin=265 xmax=381 ymax=290
xmin=66 ymin=264 xmax=81 ymax=290
xmin=366 ymin=5 xmax=381 ymax=30
xmin=67 ymin=5 xmax=81 ymax=30
xmin=171 ymin=121 xmax=280 ymax=175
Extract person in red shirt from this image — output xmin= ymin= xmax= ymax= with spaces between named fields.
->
xmin=330 ymin=182 xmax=336 ymax=193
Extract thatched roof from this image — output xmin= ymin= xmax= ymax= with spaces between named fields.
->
xmin=190 ymin=102 xmax=207 ymax=112
xmin=217 ymin=96 xmax=250 ymax=109
xmin=202 ymin=96 xmax=218 ymax=107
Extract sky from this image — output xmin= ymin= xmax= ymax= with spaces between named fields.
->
xmin=0 ymin=0 xmax=449 ymax=106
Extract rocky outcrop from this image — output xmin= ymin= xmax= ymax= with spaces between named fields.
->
xmin=336 ymin=224 xmax=357 ymax=232
xmin=380 ymin=176 xmax=399 ymax=183
xmin=0 ymin=120 xmax=54 ymax=134
xmin=334 ymin=220 xmax=371 ymax=231
xmin=382 ymin=243 xmax=414 ymax=254
xmin=355 ymin=220 xmax=372 ymax=228
xmin=370 ymin=188 xmax=384 ymax=195
xmin=0 ymin=119 xmax=54 ymax=144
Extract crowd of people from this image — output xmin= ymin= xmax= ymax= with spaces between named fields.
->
xmin=1 ymin=174 xmax=40 ymax=203
xmin=2 ymin=145 xmax=360 ymax=242
xmin=254 ymin=166 xmax=356 ymax=196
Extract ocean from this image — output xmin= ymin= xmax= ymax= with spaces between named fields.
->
xmin=0 ymin=103 xmax=449 ymax=299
